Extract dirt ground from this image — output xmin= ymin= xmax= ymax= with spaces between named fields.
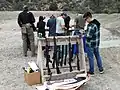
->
xmin=0 ymin=12 xmax=120 ymax=90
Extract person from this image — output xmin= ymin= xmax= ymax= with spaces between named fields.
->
xmin=18 ymin=5 xmax=36 ymax=57
xmin=56 ymin=13 xmax=66 ymax=36
xmin=83 ymin=12 xmax=104 ymax=75
xmin=37 ymin=16 xmax=46 ymax=38
xmin=64 ymin=13 xmax=71 ymax=35
xmin=56 ymin=13 xmax=67 ymax=66
xmin=72 ymin=14 xmax=86 ymax=59
xmin=47 ymin=15 xmax=56 ymax=36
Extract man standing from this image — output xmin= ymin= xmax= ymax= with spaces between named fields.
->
xmin=56 ymin=13 xmax=66 ymax=36
xmin=47 ymin=15 xmax=56 ymax=36
xmin=18 ymin=6 xmax=36 ymax=57
xmin=83 ymin=12 xmax=104 ymax=75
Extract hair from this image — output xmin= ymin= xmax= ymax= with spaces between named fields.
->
xmin=50 ymin=15 xmax=55 ymax=18
xmin=60 ymin=13 xmax=66 ymax=16
xmin=83 ymin=12 xmax=92 ymax=19
xmin=39 ymin=16 xmax=44 ymax=21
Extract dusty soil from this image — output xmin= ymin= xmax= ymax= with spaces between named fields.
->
xmin=0 ymin=12 xmax=120 ymax=90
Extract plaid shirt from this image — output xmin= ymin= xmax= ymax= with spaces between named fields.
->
xmin=85 ymin=22 xmax=100 ymax=48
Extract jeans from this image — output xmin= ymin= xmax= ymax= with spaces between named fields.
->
xmin=87 ymin=47 xmax=103 ymax=73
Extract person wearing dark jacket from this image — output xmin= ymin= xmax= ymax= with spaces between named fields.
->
xmin=37 ymin=16 xmax=46 ymax=38
xmin=18 ymin=5 xmax=36 ymax=57
xmin=47 ymin=15 xmax=56 ymax=36
xmin=64 ymin=14 xmax=71 ymax=35
xmin=83 ymin=12 xmax=104 ymax=75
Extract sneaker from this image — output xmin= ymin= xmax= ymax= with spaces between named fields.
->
xmin=99 ymin=69 xmax=104 ymax=74
xmin=87 ymin=71 xmax=94 ymax=76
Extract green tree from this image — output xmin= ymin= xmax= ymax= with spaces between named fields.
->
xmin=49 ymin=2 xmax=58 ymax=11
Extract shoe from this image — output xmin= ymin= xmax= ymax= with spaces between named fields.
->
xmin=87 ymin=71 xmax=94 ymax=76
xmin=99 ymin=69 xmax=104 ymax=74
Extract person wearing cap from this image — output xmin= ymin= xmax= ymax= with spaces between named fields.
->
xmin=17 ymin=5 xmax=36 ymax=57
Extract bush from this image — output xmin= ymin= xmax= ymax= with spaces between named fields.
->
xmin=49 ymin=2 xmax=58 ymax=11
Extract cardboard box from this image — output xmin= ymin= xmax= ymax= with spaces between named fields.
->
xmin=24 ymin=71 xmax=41 ymax=86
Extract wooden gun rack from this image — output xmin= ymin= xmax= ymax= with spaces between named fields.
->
xmin=37 ymin=36 xmax=87 ymax=83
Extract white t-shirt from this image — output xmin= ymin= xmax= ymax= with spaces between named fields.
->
xmin=56 ymin=16 xmax=65 ymax=33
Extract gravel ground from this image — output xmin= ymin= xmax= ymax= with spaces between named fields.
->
xmin=0 ymin=12 xmax=120 ymax=90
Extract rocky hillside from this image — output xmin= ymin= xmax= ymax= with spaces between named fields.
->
xmin=0 ymin=0 xmax=120 ymax=13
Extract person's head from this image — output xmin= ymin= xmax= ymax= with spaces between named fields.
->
xmin=39 ymin=16 xmax=44 ymax=21
xmin=23 ymin=5 xmax=28 ymax=12
xmin=50 ymin=15 xmax=55 ymax=18
xmin=60 ymin=13 xmax=66 ymax=18
xmin=83 ymin=12 xmax=92 ymax=23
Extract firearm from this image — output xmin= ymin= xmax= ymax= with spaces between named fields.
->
xmin=64 ymin=45 xmax=67 ymax=65
xmin=45 ymin=37 xmax=52 ymax=75
xmin=68 ymin=37 xmax=73 ymax=72
xmin=76 ymin=38 xmax=80 ymax=71
xmin=52 ymin=36 xmax=61 ymax=74
xmin=60 ymin=45 xmax=64 ymax=67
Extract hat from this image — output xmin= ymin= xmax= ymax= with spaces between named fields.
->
xmin=23 ymin=5 xmax=28 ymax=11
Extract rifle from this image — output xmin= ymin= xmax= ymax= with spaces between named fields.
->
xmin=52 ymin=36 xmax=61 ymax=74
xmin=60 ymin=45 xmax=64 ymax=67
xmin=76 ymin=37 xmax=80 ymax=71
xmin=45 ymin=37 xmax=52 ymax=75
xmin=64 ymin=45 xmax=67 ymax=65
xmin=68 ymin=37 xmax=73 ymax=72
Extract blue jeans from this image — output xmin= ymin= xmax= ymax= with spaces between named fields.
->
xmin=87 ymin=47 xmax=103 ymax=73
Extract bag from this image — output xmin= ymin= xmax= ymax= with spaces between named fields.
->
xmin=21 ymin=27 xmax=27 ymax=34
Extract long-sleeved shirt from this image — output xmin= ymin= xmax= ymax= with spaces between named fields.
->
xmin=85 ymin=19 xmax=100 ymax=48
xmin=18 ymin=11 xmax=35 ymax=27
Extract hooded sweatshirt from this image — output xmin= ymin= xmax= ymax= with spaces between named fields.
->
xmin=86 ymin=19 xmax=101 ymax=48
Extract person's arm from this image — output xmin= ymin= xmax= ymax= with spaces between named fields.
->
xmin=18 ymin=14 xmax=22 ymax=27
xmin=47 ymin=20 xmax=50 ymax=27
xmin=86 ymin=25 xmax=95 ymax=39
xmin=36 ymin=22 xmax=39 ymax=31
xmin=30 ymin=12 xmax=35 ymax=23
xmin=44 ymin=22 xmax=46 ymax=29
xmin=61 ymin=18 xmax=67 ymax=29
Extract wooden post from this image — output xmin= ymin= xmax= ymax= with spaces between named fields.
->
xmin=37 ymin=40 xmax=44 ymax=84
xmin=80 ymin=37 xmax=87 ymax=74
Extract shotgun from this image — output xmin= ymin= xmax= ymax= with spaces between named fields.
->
xmin=45 ymin=37 xmax=52 ymax=75
xmin=52 ymin=36 xmax=61 ymax=74
xmin=64 ymin=45 xmax=67 ymax=65
xmin=68 ymin=37 xmax=73 ymax=72
xmin=76 ymin=38 xmax=80 ymax=70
